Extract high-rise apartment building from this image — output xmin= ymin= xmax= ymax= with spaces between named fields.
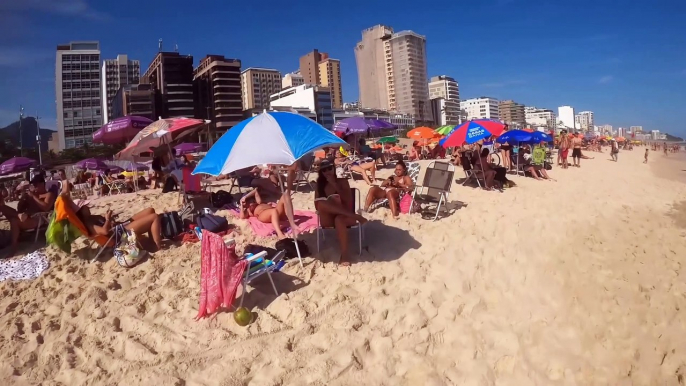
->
xmin=240 ymin=68 xmax=282 ymax=111
xmin=630 ymin=125 xmax=643 ymax=133
xmin=428 ymin=75 xmax=460 ymax=125
xmin=269 ymin=84 xmax=334 ymax=129
xmin=498 ymin=100 xmax=526 ymax=127
xmin=557 ymin=106 xmax=576 ymax=130
xmin=193 ymin=55 xmax=242 ymax=132
xmin=298 ymin=50 xmax=343 ymax=109
xmin=525 ymin=107 xmax=556 ymax=129
xmin=460 ymin=97 xmax=500 ymax=120
xmin=575 ymin=110 xmax=594 ymax=131
xmin=142 ymin=52 xmax=195 ymax=119
xmin=282 ymin=71 xmax=304 ymax=89
xmin=110 ymin=84 xmax=155 ymax=121
xmin=56 ymin=41 xmax=102 ymax=150
xmin=355 ymin=25 xmax=431 ymax=120
xmin=101 ymin=54 xmax=140 ymax=123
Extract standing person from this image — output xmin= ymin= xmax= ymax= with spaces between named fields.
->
xmin=610 ymin=139 xmax=619 ymax=161
xmin=644 ymin=148 xmax=649 ymax=164
xmin=558 ymin=130 xmax=570 ymax=169
xmin=664 ymin=142 xmax=668 ymax=156
xmin=571 ymin=133 xmax=583 ymax=167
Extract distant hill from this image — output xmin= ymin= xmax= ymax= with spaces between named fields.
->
xmin=666 ymin=133 xmax=684 ymax=142
xmin=0 ymin=117 xmax=56 ymax=153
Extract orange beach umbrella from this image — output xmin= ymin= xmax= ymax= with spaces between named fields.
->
xmin=407 ymin=127 xmax=438 ymax=140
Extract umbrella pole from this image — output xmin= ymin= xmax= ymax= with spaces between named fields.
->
xmin=276 ymin=171 xmax=303 ymax=268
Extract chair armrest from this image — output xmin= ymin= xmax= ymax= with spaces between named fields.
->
xmin=245 ymin=250 xmax=267 ymax=262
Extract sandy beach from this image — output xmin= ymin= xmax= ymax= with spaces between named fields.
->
xmin=2 ymin=148 xmax=686 ymax=385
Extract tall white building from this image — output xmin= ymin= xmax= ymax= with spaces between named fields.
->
xmin=428 ymin=75 xmax=460 ymax=125
xmin=557 ymin=105 xmax=575 ymax=130
xmin=575 ymin=111 xmax=594 ymax=131
xmin=269 ymin=84 xmax=334 ymax=129
xmin=282 ymin=71 xmax=304 ymax=89
xmin=101 ymin=54 xmax=140 ymax=124
xmin=355 ymin=25 xmax=431 ymax=120
xmin=525 ymin=107 xmax=556 ymax=129
xmin=56 ymin=41 xmax=102 ymax=150
xmin=630 ymin=125 xmax=643 ymax=133
xmin=460 ymin=97 xmax=499 ymax=120
xmin=651 ymin=130 xmax=660 ymax=140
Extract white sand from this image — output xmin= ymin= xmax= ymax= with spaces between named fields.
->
xmin=2 ymin=149 xmax=686 ymax=385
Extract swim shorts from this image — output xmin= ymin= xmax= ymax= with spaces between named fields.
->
xmin=572 ymin=148 xmax=582 ymax=158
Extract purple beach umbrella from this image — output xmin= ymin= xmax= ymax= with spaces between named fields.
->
xmin=92 ymin=116 xmax=153 ymax=145
xmin=333 ymin=117 xmax=395 ymax=134
xmin=0 ymin=157 xmax=36 ymax=175
xmin=124 ymin=162 xmax=149 ymax=172
xmin=75 ymin=158 xmax=109 ymax=170
xmin=174 ymin=142 xmax=204 ymax=155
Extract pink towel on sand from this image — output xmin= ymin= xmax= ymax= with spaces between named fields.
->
xmin=196 ymin=230 xmax=248 ymax=320
xmin=229 ymin=208 xmax=319 ymax=237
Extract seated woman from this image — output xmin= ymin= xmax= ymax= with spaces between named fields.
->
xmin=364 ymin=160 xmax=414 ymax=218
xmin=407 ymin=146 xmax=419 ymax=161
xmin=473 ymin=147 xmax=498 ymax=189
xmin=60 ymin=182 xmax=163 ymax=251
xmin=520 ymin=147 xmax=545 ymax=181
xmin=239 ymin=188 xmax=298 ymax=240
xmin=333 ymin=149 xmax=377 ymax=185
xmin=314 ymin=161 xmax=368 ymax=266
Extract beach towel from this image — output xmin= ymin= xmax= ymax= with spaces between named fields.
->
xmin=49 ymin=196 xmax=111 ymax=252
xmin=0 ymin=251 xmax=49 ymax=282
xmin=196 ymin=230 xmax=248 ymax=320
xmin=228 ymin=208 xmax=319 ymax=237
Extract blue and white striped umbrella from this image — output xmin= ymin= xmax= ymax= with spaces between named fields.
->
xmin=193 ymin=111 xmax=346 ymax=176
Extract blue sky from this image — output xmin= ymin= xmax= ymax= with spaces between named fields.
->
xmin=1 ymin=0 xmax=685 ymax=136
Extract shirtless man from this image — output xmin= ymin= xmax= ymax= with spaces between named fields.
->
xmin=239 ymin=188 xmax=298 ymax=239
xmin=571 ymin=133 xmax=583 ymax=167
xmin=558 ymin=131 xmax=570 ymax=169
xmin=0 ymin=175 xmax=57 ymax=256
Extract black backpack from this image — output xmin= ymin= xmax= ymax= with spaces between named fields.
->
xmin=161 ymin=211 xmax=184 ymax=239
xmin=162 ymin=176 xmax=177 ymax=193
xmin=211 ymin=189 xmax=233 ymax=208
xmin=275 ymin=238 xmax=310 ymax=260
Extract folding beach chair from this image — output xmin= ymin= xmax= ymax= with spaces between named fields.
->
xmin=411 ymin=161 xmax=455 ymax=221
xmin=178 ymin=167 xmax=206 ymax=205
xmin=31 ymin=180 xmax=62 ymax=243
xmin=196 ymin=229 xmax=285 ymax=309
xmin=71 ymin=182 xmax=92 ymax=200
xmin=367 ymin=161 xmax=421 ymax=212
xmin=460 ymin=155 xmax=485 ymax=188
xmin=316 ymin=188 xmax=364 ymax=255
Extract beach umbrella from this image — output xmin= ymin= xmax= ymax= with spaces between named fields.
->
xmin=124 ymin=162 xmax=149 ymax=172
xmin=529 ymin=131 xmax=553 ymax=143
xmin=616 ymin=136 xmax=626 ymax=142
xmin=377 ymin=136 xmax=397 ymax=144
xmin=74 ymin=158 xmax=109 ymax=170
xmin=92 ymin=116 xmax=154 ymax=145
xmin=441 ymin=119 xmax=506 ymax=148
xmin=194 ymin=111 xmax=346 ymax=176
xmin=117 ymin=117 xmax=208 ymax=159
xmin=496 ymin=129 xmax=533 ymax=144
xmin=435 ymin=125 xmax=455 ymax=135
xmin=333 ymin=117 xmax=393 ymax=134
xmin=0 ymin=157 xmax=36 ymax=175
xmin=407 ymin=127 xmax=437 ymax=140
xmin=174 ymin=142 xmax=204 ymax=155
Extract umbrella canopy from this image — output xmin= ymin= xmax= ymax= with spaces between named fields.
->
xmin=441 ymin=119 xmax=506 ymax=148
xmin=117 ymin=117 xmax=207 ymax=159
xmin=407 ymin=127 xmax=437 ymax=140
xmin=174 ymin=142 xmax=205 ymax=155
xmin=435 ymin=125 xmax=455 ymax=135
xmin=92 ymin=116 xmax=154 ymax=144
xmin=616 ymin=136 xmax=626 ymax=142
xmin=333 ymin=117 xmax=392 ymax=134
xmin=124 ymin=162 xmax=149 ymax=172
xmin=0 ymin=157 xmax=36 ymax=175
xmin=74 ymin=158 xmax=109 ymax=170
xmin=194 ymin=112 xmax=346 ymax=176
xmin=377 ymin=136 xmax=397 ymax=144
xmin=496 ymin=129 xmax=533 ymax=144
xmin=529 ymin=131 xmax=553 ymax=143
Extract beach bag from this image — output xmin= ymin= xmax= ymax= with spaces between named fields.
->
xmin=275 ymin=238 xmax=310 ymax=260
xmin=179 ymin=201 xmax=198 ymax=223
xmin=187 ymin=192 xmax=213 ymax=210
xmin=114 ymin=228 xmax=146 ymax=268
xmin=544 ymin=161 xmax=552 ymax=170
xmin=161 ymin=211 xmax=184 ymax=239
xmin=162 ymin=176 xmax=177 ymax=193
xmin=399 ymin=194 xmax=420 ymax=214
xmin=196 ymin=213 xmax=229 ymax=233
xmin=210 ymin=190 xmax=233 ymax=208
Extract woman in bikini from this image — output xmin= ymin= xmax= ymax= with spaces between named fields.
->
xmin=239 ymin=188 xmax=297 ymax=239
xmin=333 ymin=149 xmax=377 ymax=185
xmin=314 ymin=160 xmax=368 ymax=266
xmin=364 ymin=160 xmax=414 ymax=218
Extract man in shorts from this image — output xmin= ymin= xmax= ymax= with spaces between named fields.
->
xmin=571 ymin=132 xmax=583 ymax=167
xmin=558 ymin=130 xmax=570 ymax=169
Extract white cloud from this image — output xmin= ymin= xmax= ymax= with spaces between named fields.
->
xmin=0 ymin=47 xmax=52 ymax=67
xmin=0 ymin=0 xmax=107 ymax=20
xmin=598 ymin=75 xmax=614 ymax=84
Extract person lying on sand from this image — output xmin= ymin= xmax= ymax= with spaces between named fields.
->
xmin=334 ymin=149 xmax=377 ymax=185
xmin=314 ymin=161 xmax=367 ymax=266
xmin=365 ymin=160 xmax=414 ymax=217
xmin=61 ymin=182 xmax=164 ymax=252
xmin=239 ymin=188 xmax=298 ymax=239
